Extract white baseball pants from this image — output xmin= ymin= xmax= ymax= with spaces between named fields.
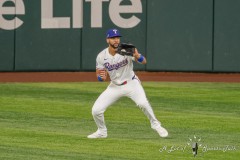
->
xmin=91 ymin=77 xmax=161 ymax=133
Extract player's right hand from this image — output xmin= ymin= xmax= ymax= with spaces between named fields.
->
xmin=99 ymin=70 xmax=107 ymax=81
xmin=96 ymin=69 xmax=107 ymax=81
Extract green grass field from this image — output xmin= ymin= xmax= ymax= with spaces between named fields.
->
xmin=0 ymin=82 xmax=239 ymax=160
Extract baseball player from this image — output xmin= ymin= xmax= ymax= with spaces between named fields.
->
xmin=87 ymin=28 xmax=168 ymax=138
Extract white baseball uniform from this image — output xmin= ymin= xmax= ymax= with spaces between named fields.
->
xmin=92 ymin=47 xmax=162 ymax=134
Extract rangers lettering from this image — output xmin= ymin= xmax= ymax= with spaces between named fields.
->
xmin=104 ymin=59 xmax=128 ymax=71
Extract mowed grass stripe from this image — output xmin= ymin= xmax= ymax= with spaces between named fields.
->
xmin=0 ymin=82 xmax=239 ymax=160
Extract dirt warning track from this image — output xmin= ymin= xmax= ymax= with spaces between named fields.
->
xmin=0 ymin=72 xmax=240 ymax=83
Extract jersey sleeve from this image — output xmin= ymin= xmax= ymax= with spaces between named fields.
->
xmin=96 ymin=54 xmax=105 ymax=69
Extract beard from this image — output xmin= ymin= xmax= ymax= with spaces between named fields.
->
xmin=110 ymin=43 xmax=119 ymax=49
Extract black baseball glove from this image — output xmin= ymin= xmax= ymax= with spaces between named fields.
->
xmin=116 ymin=43 xmax=135 ymax=56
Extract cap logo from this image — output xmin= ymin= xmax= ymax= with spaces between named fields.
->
xmin=113 ymin=29 xmax=118 ymax=34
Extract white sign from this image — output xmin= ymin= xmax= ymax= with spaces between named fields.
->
xmin=0 ymin=0 xmax=25 ymax=30
xmin=0 ymin=0 xmax=143 ymax=30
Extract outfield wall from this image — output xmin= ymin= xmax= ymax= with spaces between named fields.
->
xmin=0 ymin=0 xmax=240 ymax=72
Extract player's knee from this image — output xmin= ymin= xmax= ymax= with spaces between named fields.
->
xmin=92 ymin=108 xmax=99 ymax=116
xmin=92 ymin=107 xmax=103 ymax=116
xmin=137 ymin=100 xmax=150 ymax=109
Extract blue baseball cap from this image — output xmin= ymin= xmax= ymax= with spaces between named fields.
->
xmin=106 ymin=29 xmax=122 ymax=38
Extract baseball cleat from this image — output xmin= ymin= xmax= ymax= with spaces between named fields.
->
xmin=155 ymin=126 xmax=168 ymax=138
xmin=87 ymin=130 xmax=107 ymax=139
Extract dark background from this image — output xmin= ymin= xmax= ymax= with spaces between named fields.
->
xmin=0 ymin=0 xmax=239 ymax=72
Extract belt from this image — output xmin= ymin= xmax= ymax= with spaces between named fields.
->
xmin=116 ymin=75 xmax=136 ymax=86
xmin=119 ymin=81 xmax=127 ymax=85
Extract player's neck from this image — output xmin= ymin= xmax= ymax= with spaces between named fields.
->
xmin=108 ymin=47 xmax=116 ymax=56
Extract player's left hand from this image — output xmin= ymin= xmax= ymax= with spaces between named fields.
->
xmin=133 ymin=48 xmax=141 ymax=59
xmin=133 ymin=48 xmax=147 ymax=64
